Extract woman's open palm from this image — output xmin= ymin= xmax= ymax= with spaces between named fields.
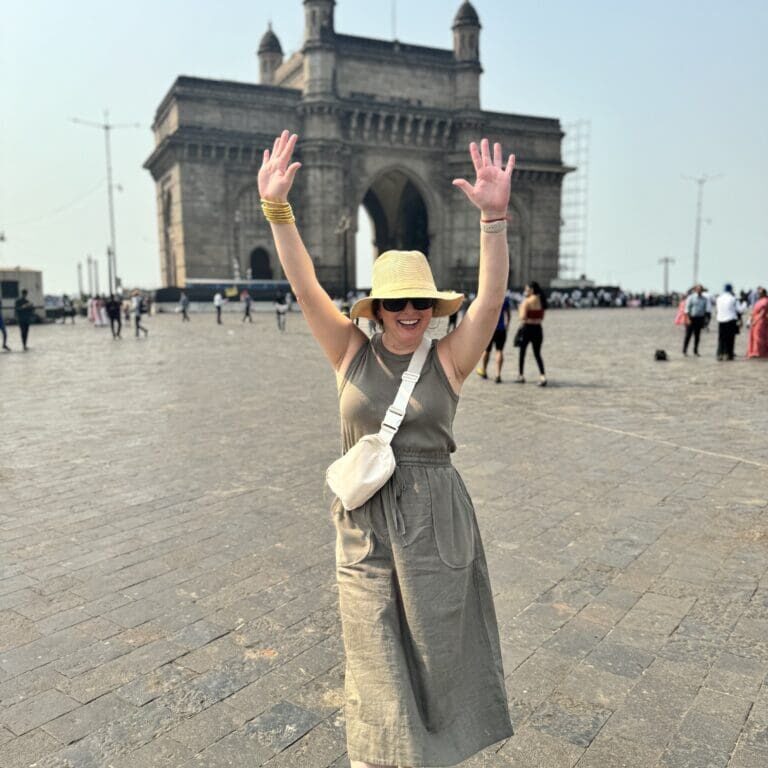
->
xmin=453 ymin=138 xmax=514 ymax=216
xmin=258 ymin=130 xmax=302 ymax=203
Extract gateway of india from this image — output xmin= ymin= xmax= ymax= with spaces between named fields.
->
xmin=145 ymin=1 xmax=569 ymax=294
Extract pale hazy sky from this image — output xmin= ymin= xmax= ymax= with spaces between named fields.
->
xmin=2 ymin=0 xmax=766 ymax=295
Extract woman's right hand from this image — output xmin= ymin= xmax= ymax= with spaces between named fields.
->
xmin=258 ymin=130 xmax=302 ymax=203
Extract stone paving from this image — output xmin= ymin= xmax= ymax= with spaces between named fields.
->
xmin=0 ymin=306 xmax=766 ymax=768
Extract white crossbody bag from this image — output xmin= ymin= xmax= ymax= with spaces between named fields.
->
xmin=326 ymin=336 xmax=431 ymax=511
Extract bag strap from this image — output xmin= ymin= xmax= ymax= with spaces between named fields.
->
xmin=378 ymin=335 xmax=432 ymax=445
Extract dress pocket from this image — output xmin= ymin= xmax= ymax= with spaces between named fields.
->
xmin=331 ymin=496 xmax=373 ymax=567
xmin=428 ymin=471 xmax=476 ymax=569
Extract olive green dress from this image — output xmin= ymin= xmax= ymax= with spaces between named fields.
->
xmin=333 ymin=333 xmax=513 ymax=767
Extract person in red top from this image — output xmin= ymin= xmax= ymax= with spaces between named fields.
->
xmin=516 ymin=281 xmax=547 ymax=386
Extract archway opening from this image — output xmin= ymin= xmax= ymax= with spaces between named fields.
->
xmin=249 ymin=247 xmax=272 ymax=279
xmin=355 ymin=207 xmax=375 ymax=290
xmin=355 ymin=169 xmax=431 ymax=292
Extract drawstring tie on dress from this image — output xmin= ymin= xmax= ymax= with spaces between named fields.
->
xmin=386 ymin=466 xmax=407 ymax=539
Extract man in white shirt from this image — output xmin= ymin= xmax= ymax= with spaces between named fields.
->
xmin=213 ymin=292 xmax=224 ymax=325
xmin=716 ymin=284 xmax=740 ymax=361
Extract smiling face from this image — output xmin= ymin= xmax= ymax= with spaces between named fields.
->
xmin=376 ymin=299 xmax=434 ymax=350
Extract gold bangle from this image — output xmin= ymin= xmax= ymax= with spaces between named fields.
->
xmin=260 ymin=199 xmax=295 ymax=224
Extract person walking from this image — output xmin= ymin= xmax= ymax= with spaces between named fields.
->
xmin=476 ymin=293 xmax=511 ymax=382
xmin=747 ymin=286 xmax=768 ymax=359
xmin=14 ymin=289 xmax=35 ymax=351
xmin=716 ymin=283 xmax=739 ymax=361
xmin=258 ymin=130 xmax=514 ymax=767
xmin=61 ymin=294 xmax=76 ymax=324
xmin=241 ymin=290 xmax=253 ymax=323
xmin=179 ymin=291 xmax=190 ymax=322
xmin=213 ymin=291 xmax=224 ymax=324
xmin=105 ymin=294 xmax=122 ymax=339
xmin=683 ymin=284 xmax=708 ymax=356
xmin=515 ymin=281 xmax=547 ymax=385
xmin=0 ymin=298 xmax=11 ymax=351
xmin=274 ymin=292 xmax=287 ymax=331
xmin=131 ymin=290 xmax=149 ymax=338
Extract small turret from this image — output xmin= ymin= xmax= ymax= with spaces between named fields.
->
xmin=302 ymin=0 xmax=336 ymax=96
xmin=453 ymin=1 xmax=480 ymax=62
xmin=452 ymin=1 xmax=482 ymax=108
xmin=258 ymin=22 xmax=283 ymax=85
xmin=304 ymin=0 xmax=336 ymax=45
xmin=258 ymin=24 xmax=284 ymax=85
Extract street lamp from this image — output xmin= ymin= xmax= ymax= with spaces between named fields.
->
xmin=683 ymin=173 xmax=722 ymax=286
xmin=71 ymin=111 xmax=140 ymax=294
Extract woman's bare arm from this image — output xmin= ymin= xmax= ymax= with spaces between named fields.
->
xmin=439 ymin=139 xmax=514 ymax=385
xmin=259 ymin=131 xmax=366 ymax=371
xmin=518 ymin=296 xmax=529 ymax=321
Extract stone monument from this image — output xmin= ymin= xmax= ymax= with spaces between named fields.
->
xmin=144 ymin=1 xmax=569 ymax=293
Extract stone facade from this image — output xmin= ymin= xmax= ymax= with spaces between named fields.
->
xmin=144 ymin=1 xmax=569 ymax=293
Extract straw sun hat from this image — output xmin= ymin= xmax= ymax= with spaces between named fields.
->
xmin=350 ymin=250 xmax=464 ymax=321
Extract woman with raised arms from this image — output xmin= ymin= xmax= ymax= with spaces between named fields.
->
xmin=258 ymin=130 xmax=515 ymax=767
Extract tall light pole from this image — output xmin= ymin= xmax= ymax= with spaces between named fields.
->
xmin=86 ymin=255 xmax=94 ymax=295
xmin=71 ymin=112 xmax=140 ymax=294
xmin=683 ymin=173 xmax=721 ymax=286
xmin=658 ymin=256 xmax=675 ymax=296
xmin=77 ymin=262 xmax=84 ymax=296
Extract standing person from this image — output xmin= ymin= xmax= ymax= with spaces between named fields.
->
xmin=0 ymin=298 xmax=11 ymax=351
xmin=179 ymin=291 xmax=190 ymax=321
xmin=213 ymin=291 xmax=224 ymax=324
xmin=716 ymin=283 xmax=739 ymax=361
xmin=105 ymin=294 xmax=122 ymax=339
xmin=516 ymin=281 xmax=547 ymax=385
xmin=476 ymin=293 xmax=511 ymax=382
xmin=241 ymin=290 xmax=253 ymax=323
xmin=674 ymin=291 xmax=688 ymax=326
xmin=61 ymin=294 xmax=76 ymax=324
xmin=747 ymin=286 xmax=768 ymax=359
xmin=98 ymin=295 xmax=109 ymax=327
xmin=274 ymin=292 xmax=287 ymax=331
xmin=258 ymin=130 xmax=514 ymax=767
xmin=683 ymin=284 xmax=708 ymax=356
xmin=131 ymin=290 xmax=149 ymax=338
xmin=446 ymin=309 xmax=458 ymax=333
xmin=702 ymin=287 xmax=713 ymax=329
xmin=14 ymin=289 xmax=35 ymax=351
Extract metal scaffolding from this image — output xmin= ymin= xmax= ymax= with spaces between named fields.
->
xmin=559 ymin=120 xmax=591 ymax=280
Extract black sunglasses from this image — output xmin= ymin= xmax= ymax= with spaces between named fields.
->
xmin=381 ymin=298 xmax=436 ymax=312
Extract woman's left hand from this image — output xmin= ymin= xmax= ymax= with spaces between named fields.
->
xmin=452 ymin=138 xmax=515 ymax=217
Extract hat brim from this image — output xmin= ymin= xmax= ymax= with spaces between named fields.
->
xmin=350 ymin=290 xmax=465 ymax=321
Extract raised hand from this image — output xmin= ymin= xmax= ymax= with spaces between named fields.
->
xmin=452 ymin=138 xmax=515 ymax=217
xmin=258 ymin=130 xmax=302 ymax=203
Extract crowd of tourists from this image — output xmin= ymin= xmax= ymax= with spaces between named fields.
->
xmin=674 ymin=283 xmax=767 ymax=360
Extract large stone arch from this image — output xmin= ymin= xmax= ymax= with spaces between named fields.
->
xmin=350 ymin=163 xmax=443 ymax=290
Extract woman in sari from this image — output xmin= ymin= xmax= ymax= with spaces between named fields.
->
xmin=747 ymin=287 xmax=768 ymax=358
